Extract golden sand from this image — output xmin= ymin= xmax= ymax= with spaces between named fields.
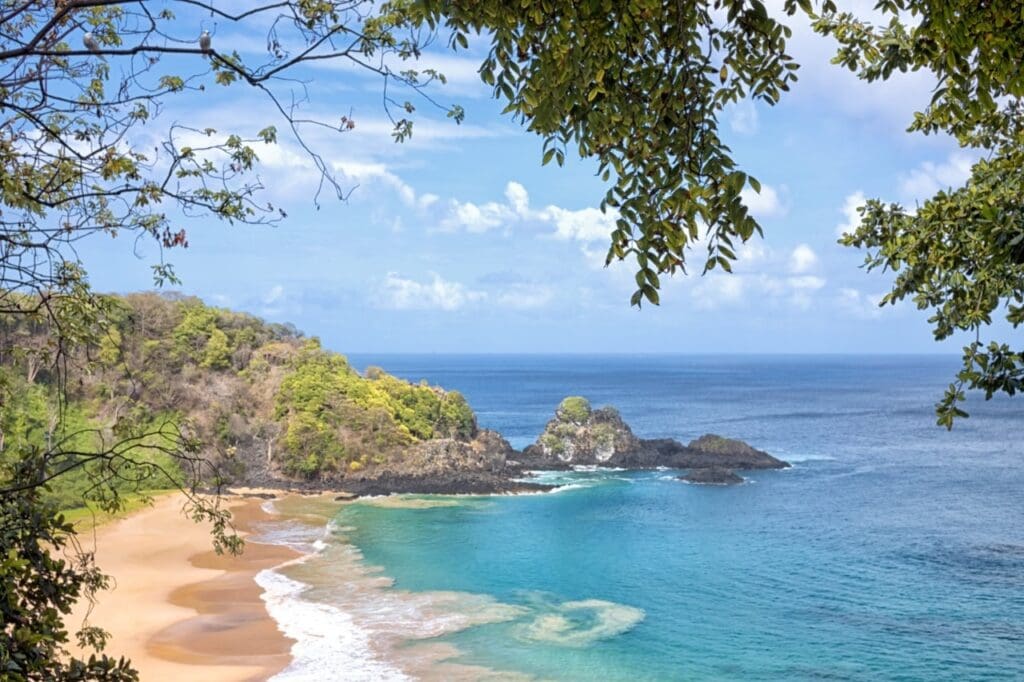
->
xmin=68 ymin=494 xmax=296 ymax=681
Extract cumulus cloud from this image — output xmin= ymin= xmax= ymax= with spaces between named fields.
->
xmin=788 ymin=244 xmax=819 ymax=274
xmin=331 ymin=159 xmax=439 ymax=209
xmin=767 ymin=0 xmax=939 ymax=127
xmin=505 ymin=181 xmax=530 ymax=215
xmin=740 ymin=183 xmax=785 ymax=219
xmin=438 ymin=180 xmax=618 ymax=242
xmin=685 ymin=239 xmax=827 ymax=312
xmin=440 ymin=181 xmax=532 ymax=232
xmin=836 ymin=191 xmax=866 ymax=237
xmin=834 ymin=154 xmax=975 ymax=235
xmin=381 ymin=272 xmax=486 ymax=311
xmin=899 ymin=153 xmax=974 ymax=203
xmin=441 ymin=199 xmax=516 ymax=232
xmin=542 ymin=205 xmax=618 ymax=242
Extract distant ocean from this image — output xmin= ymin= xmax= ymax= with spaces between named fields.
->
xmin=252 ymin=355 xmax=1024 ymax=680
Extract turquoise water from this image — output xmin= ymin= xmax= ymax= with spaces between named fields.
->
xmin=277 ymin=356 xmax=1024 ymax=680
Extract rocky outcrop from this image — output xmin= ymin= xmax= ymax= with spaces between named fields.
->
xmin=519 ymin=397 xmax=788 ymax=473
xmin=521 ymin=399 xmax=641 ymax=466
xmin=679 ymin=467 xmax=745 ymax=485
xmin=246 ymin=398 xmax=788 ymax=496
xmin=337 ymin=429 xmax=551 ymax=495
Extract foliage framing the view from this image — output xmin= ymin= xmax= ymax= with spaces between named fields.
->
xmin=821 ymin=0 xmax=1024 ymax=426
xmin=0 ymin=0 xmax=463 ymax=676
xmin=2 ymin=0 xmax=1023 ymax=676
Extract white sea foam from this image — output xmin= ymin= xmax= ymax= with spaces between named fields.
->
xmin=571 ymin=465 xmax=627 ymax=472
xmin=783 ymin=454 xmax=837 ymax=462
xmin=359 ymin=496 xmax=465 ymax=510
xmin=256 ymin=503 xmax=526 ymax=680
xmin=545 ymin=482 xmax=595 ymax=494
xmin=258 ymin=569 xmax=411 ymax=681
xmin=516 ymin=599 xmax=645 ymax=647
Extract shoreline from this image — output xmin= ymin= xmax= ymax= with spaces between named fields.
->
xmin=66 ymin=475 xmax=657 ymax=681
xmin=68 ymin=494 xmax=300 ymax=681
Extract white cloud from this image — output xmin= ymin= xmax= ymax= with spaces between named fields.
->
xmin=542 ymin=205 xmax=619 ymax=243
xmin=495 ymin=283 xmax=554 ymax=310
xmin=378 ymin=272 xmax=556 ymax=312
xmin=787 ymin=275 xmax=826 ymax=291
xmin=381 ymin=272 xmax=486 ymax=311
xmin=836 ymin=191 xmax=866 ymax=237
xmin=441 ymin=199 xmax=516 ymax=233
xmin=685 ymin=244 xmax=827 ymax=311
xmin=350 ymin=117 xmax=503 ymax=145
xmin=729 ymin=100 xmax=760 ymax=135
xmin=438 ymin=180 xmax=618 ymax=242
xmin=333 ymin=160 xmax=411 ymax=199
xmin=741 ymin=183 xmax=785 ymax=219
xmin=899 ymin=152 xmax=974 ymax=203
xmin=834 ymin=154 xmax=975 ymax=232
xmin=439 ymin=181 xmax=533 ymax=233
xmin=691 ymin=275 xmax=746 ymax=310
xmin=769 ymin=0 xmax=939 ymax=127
xmin=837 ymin=287 xmax=886 ymax=319
xmin=224 ymin=136 xmax=433 ymax=209
xmin=788 ymin=244 xmax=819 ymax=274
xmin=505 ymin=181 xmax=530 ymax=215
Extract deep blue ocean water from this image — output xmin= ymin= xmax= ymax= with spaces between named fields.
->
xmin=296 ymin=355 xmax=1024 ymax=680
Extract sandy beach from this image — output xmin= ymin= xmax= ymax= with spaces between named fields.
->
xmin=68 ymin=494 xmax=298 ymax=681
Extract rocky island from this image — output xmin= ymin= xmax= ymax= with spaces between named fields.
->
xmin=514 ymin=397 xmax=787 ymax=484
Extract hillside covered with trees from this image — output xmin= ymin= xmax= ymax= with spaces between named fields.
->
xmin=0 ymin=293 xmax=478 ymax=510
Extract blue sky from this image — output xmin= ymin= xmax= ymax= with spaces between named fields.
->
xmin=76 ymin=4 xmax=994 ymax=354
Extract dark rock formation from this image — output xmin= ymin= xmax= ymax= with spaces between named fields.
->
xmin=679 ymin=467 xmax=745 ymax=485
xmin=335 ymin=473 xmax=552 ymax=497
xmin=519 ymin=397 xmax=788 ymax=473
xmin=338 ymin=429 xmax=552 ymax=495
xmin=520 ymin=400 xmax=640 ymax=465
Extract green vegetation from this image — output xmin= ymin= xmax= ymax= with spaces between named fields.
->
xmin=61 ymin=491 xmax=177 ymax=532
xmin=556 ymin=396 xmax=593 ymax=425
xmin=690 ymin=434 xmax=745 ymax=454
xmin=2 ymin=294 xmax=479 ymax=493
xmin=591 ymin=423 xmax=618 ymax=452
xmin=274 ymin=341 xmax=475 ymax=477
xmin=1 ymin=490 xmax=138 ymax=681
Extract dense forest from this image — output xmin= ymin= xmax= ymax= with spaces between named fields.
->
xmin=0 ymin=293 xmax=477 ymax=510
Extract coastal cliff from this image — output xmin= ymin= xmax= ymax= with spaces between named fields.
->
xmin=1 ymin=294 xmax=788 ymax=502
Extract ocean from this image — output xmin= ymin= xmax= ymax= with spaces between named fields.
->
xmin=252 ymin=355 xmax=1024 ymax=680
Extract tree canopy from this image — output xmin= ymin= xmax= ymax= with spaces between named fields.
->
xmin=820 ymin=0 xmax=1024 ymax=426
xmin=2 ymin=0 xmax=1023 ymax=676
